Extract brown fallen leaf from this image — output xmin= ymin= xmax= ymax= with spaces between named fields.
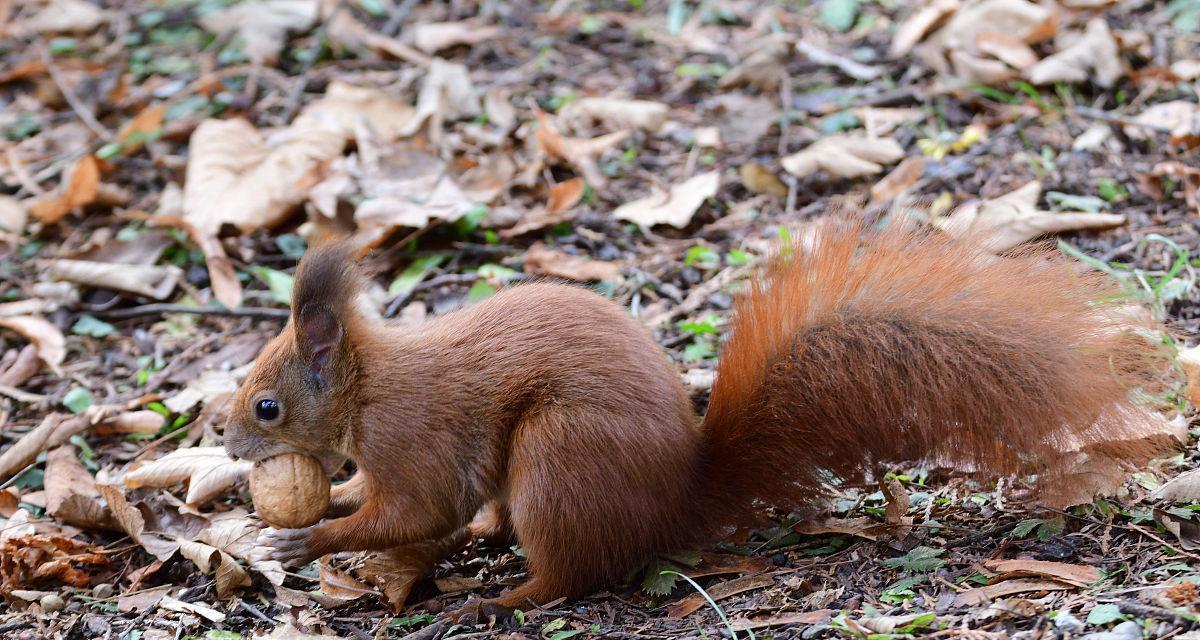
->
xmin=116 ymin=103 xmax=166 ymax=155
xmin=562 ymin=97 xmax=671 ymax=133
xmin=0 ymin=315 xmax=64 ymax=376
xmin=739 ymin=164 xmax=789 ymax=198
xmin=976 ymin=32 xmax=1038 ymax=70
xmin=731 ymin=610 xmax=835 ymax=632
xmin=434 ymin=575 xmax=485 ymax=594
xmin=536 ymin=111 xmax=630 ymax=189
xmin=1027 ymin=18 xmax=1123 ymax=88
xmin=982 ymin=559 xmax=1100 ymax=586
xmin=547 ymin=177 xmax=587 ymax=214
xmin=793 ymin=516 xmax=894 ymax=541
xmin=46 ymin=260 xmax=182 ymax=300
xmin=44 ymin=446 xmax=115 ymax=530
xmin=667 ymin=574 xmax=775 ymax=618
xmin=198 ymin=0 xmax=317 ymax=64
xmin=315 ymin=562 xmax=374 ymax=607
xmin=0 ymin=490 xmax=17 ymax=517
xmin=1123 ymin=101 xmax=1198 ymax=141
xmin=523 ymin=243 xmax=621 ymax=283
xmin=412 ymin=20 xmax=501 ymax=53
xmin=179 ymin=538 xmax=250 ymax=598
xmin=684 ymin=554 xmax=773 ymax=579
xmin=936 ymin=181 xmax=1126 ymax=252
xmin=889 ymin=0 xmax=959 ymax=57
xmin=95 ymin=482 xmax=181 ymax=561
xmin=613 ymin=171 xmax=720 ymax=228
xmin=870 ymin=156 xmax=925 ymax=204
xmin=1155 ymin=508 xmax=1200 ymax=551
xmin=117 ymin=584 xmax=172 ymax=613
xmin=14 ymin=0 xmax=108 ymax=34
xmin=954 ymin=578 xmax=1072 ymax=606
xmin=0 ymin=535 xmax=110 ymax=595
xmin=123 ymin=446 xmax=253 ymax=506
xmin=27 ymin=155 xmax=99 ymax=225
xmin=398 ymin=59 xmax=481 ymax=143
xmin=198 ymin=510 xmax=285 ymax=585
xmin=781 ymin=134 xmax=905 ymax=179
xmin=93 ymin=411 xmax=165 ymax=436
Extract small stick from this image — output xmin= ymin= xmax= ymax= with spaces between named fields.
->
xmin=95 ymin=304 xmax=289 ymax=320
xmin=39 ymin=44 xmax=113 ymax=140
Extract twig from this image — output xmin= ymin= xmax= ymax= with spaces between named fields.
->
xmin=641 ymin=264 xmax=753 ymax=328
xmin=383 ymin=0 xmax=421 ymax=36
xmin=1073 ymin=106 xmax=1173 ymax=134
xmin=0 ymin=383 xmax=45 ymax=404
xmin=95 ymin=304 xmax=290 ymax=320
xmin=38 ymin=44 xmax=113 ymax=140
xmin=1116 ymin=601 xmax=1197 ymax=629
xmin=943 ymin=521 xmax=1019 ymax=549
xmin=238 ymin=600 xmax=278 ymax=625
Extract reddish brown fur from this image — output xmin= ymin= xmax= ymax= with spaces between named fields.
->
xmin=225 ymin=219 xmax=1171 ymax=611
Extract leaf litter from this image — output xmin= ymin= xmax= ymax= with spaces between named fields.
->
xmin=0 ymin=0 xmax=1197 ymax=638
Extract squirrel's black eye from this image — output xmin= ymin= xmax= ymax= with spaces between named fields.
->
xmin=254 ymin=398 xmax=280 ymax=422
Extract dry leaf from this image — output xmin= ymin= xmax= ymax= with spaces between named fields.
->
xmin=731 ymin=610 xmax=835 ymax=632
xmin=44 ymin=446 xmax=114 ymax=530
xmin=0 ymin=534 xmax=110 ymax=595
xmin=16 ymin=0 xmax=107 ymax=34
xmin=718 ymin=36 xmax=789 ymax=91
xmin=870 ymin=156 xmax=925 ymax=203
xmin=1027 ymin=19 xmax=1123 ymax=88
xmin=123 ymin=446 xmax=252 ymax=506
xmin=164 ymin=366 xmax=244 ymax=414
xmin=0 ymin=414 xmax=92 ymax=484
xmin=739 ymin=164 xmax=789 ymax=198
xmin=198 ymin=0 xmax=318 ymax=64
xmin=796 ymin=40 xmax=883 ymax=81
xmin=781 ymin=134 xmax=905 ymax=179
xmin=1123 ymin=101 xmax=1198 ymax=140
xmin=523 ymin=242 xmax=621 ymax=282
xmin=929 ymin=0 xmax=1054 ymax=51
xmin=976 ymin=32 xmax=1038 ymax=69
xmin=199 ymin=511 xmax=286 ymax=585
xmin=854 ymin=107 xmax=922 ymax=136
xmin=95 ymin=483 xmax=181 ymax=561
xmin=317 ymin=563 xmax=373 ymax=605
xmin=547 ymin=177 xmax=587 ymax=214
xmin=412 ymin=21 xmax=500 ymax=53
xmin=349 ymin=149 xmax=478 ymax=239
xmin=28 ymin=155 xmax=99 ymax=224
xmin=536 ymin=111 xmax=630 ymax=189
xmin=1153 ymin=468 xmax=1200 ymax=503
xmin=613 ymin=171 xmax=720 ymax=228
xmin=667 ymin=575 xmax=774 ymax=618
xmin=94 ymin=411 xmax=165 ymax=435
xmin=889 ymin=0 xmax=959 ymax=57
xmin=950 ymin=50 xmax=1019 ymax=83
xmin=562 ymin=97 xmax=670 ymax=133
xmin=302 ymin=81 xmax=416 ymax=143
xmin=0 ymin=195 xmax=28 ymax=234
xmin=955 ymin=578 xmax=1072 ymax=606
xmin=46 ymin=260 xmax=182 ymax=300
xmin=1179 ymin=344 xmax=1200 ymax=407
xmin=178 ymin=539 xmax=250 ymax=597
xmin=936 ymin=181 xmax=1126 ymax=252
xmin=0 ymin=315 xmax=65 ymax=376
xmin=397 ymin=59 xmax=480 ymax=142
xmin=117 ymin=584 xmax=172 ymax=613
xmin=982 ymin=559 xmax=1100 ymax=586
xmin=117 ymin=104 xmax=166 ymax=155
xmin=159 ymin=595 xmax=226 ymax=623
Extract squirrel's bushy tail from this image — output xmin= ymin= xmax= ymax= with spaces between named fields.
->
xmin=697 ymin=219 xmax=1174 ymax=530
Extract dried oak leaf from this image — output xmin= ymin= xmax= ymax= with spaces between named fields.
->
xmin=982 ymin=559 xmax=1100 ymax=586
xmin=1153 ymin=468 xmax=1200 ymax=503
xmin=412 ymin=20 xmax=501 ymax=53
xmin=123 ymin=446 xmax=252 ymax=506
xmin=0 ymin=315 xmax=65 ymax=376
xmin=44 ymin=446 xmax=115 ymax=530
xmin=613 ymin=171 xmax=720 ymax=228
xmin=523 ymin=242 xmax=621 ymax=283
xmin=46 ymin=260 xmax=182 ymax=300
xmin=14 ymin=0 xmax=108 ymax=34
xmin=546 ymin=177 xmax=587 ymax=214
xmin=27 ymin=155 xmax=99 ymax=225
xmin=535 ymin=111 xmax=630 ymax=189
xmin=781 ymin=134 xmax=905 ymax=179
xmin=561 ymin=97 xmax=671 ymax=133
xmin=1026 ymin=18 xmax=1123 ymax=88
xmin=936 ymin=181 xmax=1125 ymax=252
xmin=889 ymin=0 xmax=959 ymax=57
xmin=198 ymin=0 xmax=318 ymax=64
xmin=0 ymin=535 xmax=110 ymax=595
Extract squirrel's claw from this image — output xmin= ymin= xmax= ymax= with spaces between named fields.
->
xmin=253 ymin=526 xmax=315 ymax=567
xmin=447 ymin=597 xmax=516 ymax=626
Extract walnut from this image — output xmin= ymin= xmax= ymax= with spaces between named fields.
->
xmin=249 ymin=453 xmax=330 ymax=528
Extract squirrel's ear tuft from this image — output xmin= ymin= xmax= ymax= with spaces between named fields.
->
xmin=292 ymin=240 xmax=362 ymax=388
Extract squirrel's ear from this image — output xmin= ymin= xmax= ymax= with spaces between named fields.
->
xmin=296 ymin=305 xmax=342 ymax=389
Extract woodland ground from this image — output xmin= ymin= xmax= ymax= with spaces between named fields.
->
xmin=1 ymin=0 xmax=1199 ymax=639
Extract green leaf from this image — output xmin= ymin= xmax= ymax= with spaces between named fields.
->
xmin=467 ymin=280 xmax=495 ymax=302
xmin=388 ymin=613 xmax=436 ymax=628
xmin=72 ymin=315 xmax=116 ymax=338
xmin=205 ymin=631 xmax=242 ymax=640
xmin=726 ymin=250 xmax=753 ymax=266
xmin=881 ymin=546 xmax=945 ymax=573
xmin=1086 ymin=603 xmax=1126 ymax=625
xmin=821 ymin=0 xmax=859 ymax=32
xmin=1095 ymin=178 xmax=1128 ymax=202
xmin=640 ymin=559 xmax=677 ymax=596
xmin=454 ymin=203 xmax=489 ymax=237
xmin=1013 ymin=519 xmax=1040 ymax=538
xmin=683 ymin=340 xmax=716 ymax=362
xmin=684 ymin=245 xmax=720 ymax=269
xmin=389 ymin=255 xmax=449 ymax=297
xmin=820 ymin=110 xmax=860 ymax=134
xmin=274 ymin=234 xmax=307 ymax=258
xmin=477 ymin=263 xmax=519 ymax=282
xmin=63 ymin=387 xmax=94 ymax=414
xmin=1045 ymin=191 xmax=1109 ymax=212
xmin=249 ymin=266 xmax=294 ymax=305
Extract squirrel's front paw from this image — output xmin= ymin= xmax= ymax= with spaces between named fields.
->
xmin=252 ymin=526 xmax=315 ymax=567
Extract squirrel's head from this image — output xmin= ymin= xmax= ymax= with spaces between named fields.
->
xmin=223 ymin=242 xmax=363 ymax=471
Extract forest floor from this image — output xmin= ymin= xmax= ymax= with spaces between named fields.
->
xmin=1 ymin=0 xmax=1200 ymax=638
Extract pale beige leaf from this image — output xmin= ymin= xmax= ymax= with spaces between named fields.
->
xmin=17 ymin=0 xmax=107 ymax=34
xmin=928 ymin=0 xmax=1053 ymax=51
xmin=352 ymin=150 xmax=477 ymax=235
xmin=950 ymin=50 xmax=1019 ymax=84
xmin=0 ymin=414 xmax=90 ymax=484
xmin=739 ymin=164 xmax=789 ymax=198
xmin=1123 ymin=101 xmax=1198 ymax=140
xmin=781 ymin=134 xmax=905 ymax=179
xmin=954 ymin=579 xmax=1072 ymax=606
xmin=0 ymin=195 xmax=27 ymax=234
xmin=159 ymin=595 xmax=226 ymax=623
xmin=397 ymin=59 xmax=481 ymax=141
xmin=870 ymin=157 xmax=925 ymax=204
xmin=95 ymin=411 xmax=165 ymax=435
xmin=853 ymin=107 xmax=922 ymax=136
xmin=164 ymin=367 xmax=243 ymax=414
xmin=46 ymin=260 xmax=182 ymax=300
xmin=889 ymin=0 xmax=959 ymax=57
xmin=562 ymin=97 xmax=670 ymax=133
xmin=613 ymin=171 xmax=720 ymax=228
xmin=198 ymin=0 xmax=317 ymax=64
xmin=976 ymin=32 xmax=1038 ymax=69
xmin=412 ymin=20 xmax=500 ymax=53
xmin=123 ymin=446 xmax=252 ymax=506
xmin=936 ymin=181 xmax=1126 ymax=252
xmin=1026 ymin=19 xmax=1123 ymax=88
xmin=1153 ymin=468 xmax=1200 ymax=503
xmin=0 ymin=315 xmax=65 ymax=376
xmin=300 ymin=81 xmax=416 ymax=143
xmin=523 ymin=242 xmax=621 ymax=282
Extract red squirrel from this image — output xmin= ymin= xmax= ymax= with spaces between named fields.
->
xmin=224 ymin=219 xmax=1169 ymax=612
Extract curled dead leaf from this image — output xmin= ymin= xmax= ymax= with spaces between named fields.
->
xmin=562 ymin=97 xmax=670 ymax=133
xmin=198 ymin=0 xmax=317 ymax=64
xmin=781 ymin=134 xmax=905 ymax=179
xmin=28 ymin=155 xmax=99 ymax=225
xmin=523 ymin=242 xmax=621 ymax=282
xmin=0 ymin=315 xmax=64 ymax=376
xmin=412 ymin=20 xmax=500 ymax=53
xmin=870 ymin=156 xmax=926 ymax=204
xmin=15 ymin=0 xmax=108 ymax=34
xmin=124 ymin=447 xmax=253 ymax=506
xmin=1026 ymin=18 xmax=1123 ymax=88
xmin=889 ymin=0 xmax=959 ymax=57
xmin=613 ymin=171 xmax=720 ymax=228
xmin=46 ymin=260 xmax=182 ymax=300
xmin=45 ymin=446 xmax=115 ymax=530
xmin=536 ymin=111 xmax=630 ymax=190
xmin=547 ymin=177 xmax=587 ymax=214
xmin=739 ymin=164 xmax=789 ymax=198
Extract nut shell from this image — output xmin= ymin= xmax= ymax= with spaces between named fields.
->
xmin=249 ymin=453 xmax=330 ymax=528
